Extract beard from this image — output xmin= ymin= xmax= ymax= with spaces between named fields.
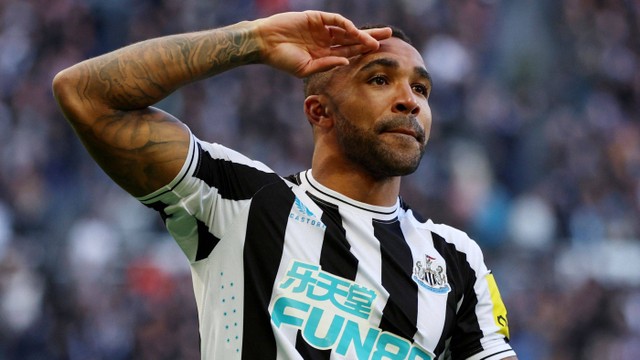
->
xmin=333 ymin=110 xmax=428 ymax=180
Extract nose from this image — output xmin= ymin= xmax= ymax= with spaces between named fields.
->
xmin=393 ymin=84 xmax=420 ymax=115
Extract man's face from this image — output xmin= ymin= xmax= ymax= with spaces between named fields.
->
xmin=326 ymin=37 xmax=433 ymax=179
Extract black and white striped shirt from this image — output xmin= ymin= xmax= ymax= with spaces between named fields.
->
xmin=138 ymin=134 xmax=516 ymax=360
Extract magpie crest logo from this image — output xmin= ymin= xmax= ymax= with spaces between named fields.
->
xmin=412 ymin=254 xmax=451 ymax=294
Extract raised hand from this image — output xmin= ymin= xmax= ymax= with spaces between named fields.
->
xmin=255 ymin=11 xmax=392 ymax=77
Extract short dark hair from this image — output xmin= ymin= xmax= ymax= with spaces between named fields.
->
xmin=358 ymin=24 xmax=412 ymax=45
xmin=303 ymin=24 xmax=413 ymax=97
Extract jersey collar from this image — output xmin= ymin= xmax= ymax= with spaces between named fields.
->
xmin=299 ymin=170 xmax=401 ymax=221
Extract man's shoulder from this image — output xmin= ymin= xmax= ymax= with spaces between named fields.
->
xmin=402 ymin=212 xmax=483 ymax=256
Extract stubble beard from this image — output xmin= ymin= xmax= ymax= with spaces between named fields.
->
xmin=334 ymin=110 xmax=427 ymax=180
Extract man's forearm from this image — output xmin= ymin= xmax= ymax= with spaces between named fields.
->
xmin=61 ymin=21 xmax=261 ymax=111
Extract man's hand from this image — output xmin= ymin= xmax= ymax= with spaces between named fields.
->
xmin=255 ymin=11 xmax=392 ymax=77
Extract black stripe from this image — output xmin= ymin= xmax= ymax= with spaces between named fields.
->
xmin=144 ymin=201 xmax=220 ymax=261
xmin=375 ymin=220 xmax=418 ymax=341
xmin=194 ymin=219 xmax=220 ymax=261
xmin=294 ymin=195 xmax=359 ymax=359
xmin=241 ymin=180 xmax=294 ymax=360
xmin=431 ymin=232 xmax=482 ymax=359
xmin=295 ymin=331 xmax=329 ymax=360
xmin=315 ymin=196 xmax=359 ymax=280
xmin=195 ymin=143 xmax=281 ymax=200
xmin=284 ymin=172 xmax=302 ymax=185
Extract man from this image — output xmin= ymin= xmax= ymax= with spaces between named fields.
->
xmin=53 ymin=10 xmax=517 ymax=360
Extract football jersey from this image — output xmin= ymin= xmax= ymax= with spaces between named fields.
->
xmin=137 ymin=133 xmax=516 ymax=360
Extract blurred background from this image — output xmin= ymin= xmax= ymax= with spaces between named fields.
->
xmin=0 ymin=0 xmax=639 ymax=359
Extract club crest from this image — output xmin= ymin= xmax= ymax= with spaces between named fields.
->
xmin=412 ymin=254 xmax=451 ymax=294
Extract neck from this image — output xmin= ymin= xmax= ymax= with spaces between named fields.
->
xmin=310 ymin=158 xmax=401 ymax=207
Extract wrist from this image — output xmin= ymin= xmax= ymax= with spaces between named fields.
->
xmin=219 ymin=20 xmax=263 ymax=66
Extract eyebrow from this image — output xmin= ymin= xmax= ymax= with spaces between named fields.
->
xmin=358 ymin=58 xmax=432 ymax=85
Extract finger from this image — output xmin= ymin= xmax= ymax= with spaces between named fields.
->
xmin=314 ymin=12 xmax=380 ymax=49
xmin=327 ymin=44 xmax=379 ymax=59
xmin=327 ymin=26 xmax=347 ymax=42
xmin=327 ymin=26 xmax=388 ymax=55
xmin=350 ymin=28 xmax=393 ymax=52
xmin=327 ymin=26 xmax=359 ymax=46
xmin=299 ymin=57 xmax=350 ymax=77
xmin=313 ymin=11 xmax=359 ymax=33
xmin=363 ymin=27 xmax=393 ymax=41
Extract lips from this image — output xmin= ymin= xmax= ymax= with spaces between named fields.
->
xmin=378 ymin=118 xmax=425 ymax=143
xmin=384 ymin=127 xmax=419 ymax=139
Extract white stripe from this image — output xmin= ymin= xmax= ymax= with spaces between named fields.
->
xmin=402 ymin=212 xmax=447 ymax=355
xmin=345 ymin=209 xmax=387 ymax=326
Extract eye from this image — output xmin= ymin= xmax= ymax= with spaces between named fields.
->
xmin=368 ymin=75 xmax=388 ymax=86
xmin=412 ymin=83 xmax=429 ymax=96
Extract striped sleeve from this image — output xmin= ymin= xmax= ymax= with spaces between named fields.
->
xmin=428 ymin=222 xmax=516 ymax=360
xmin=136 ymin=133 xmax=281 ymax=262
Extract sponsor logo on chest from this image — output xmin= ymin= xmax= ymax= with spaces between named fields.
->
xmin=289 ymin=196 xmax=327 ymax=230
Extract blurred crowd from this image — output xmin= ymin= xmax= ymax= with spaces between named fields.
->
xmin=0 ymin=0 xmax=639 ymax=359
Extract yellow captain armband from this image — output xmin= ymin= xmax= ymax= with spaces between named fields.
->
xmin=486 ymin=273 xmax=510 ymax=339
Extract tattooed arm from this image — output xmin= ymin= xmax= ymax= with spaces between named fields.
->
xmin=52 ymin=11 xmax=391 ymax=196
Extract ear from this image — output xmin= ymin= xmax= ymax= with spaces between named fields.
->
xmin=304 ymin=95 xmax=333 ymax=128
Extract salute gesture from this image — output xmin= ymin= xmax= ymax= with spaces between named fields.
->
xmin=255 ymin=11 xmax=392 ymax=76
xmin=52 ymin=11 xmax=390 ymax=196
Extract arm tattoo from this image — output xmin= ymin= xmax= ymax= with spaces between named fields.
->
xmin=79 ymin=107 xmax=190 ymax=196
xmin=87 ymin=25 xmax=261 ymax=110
xmin=58 ymin=25 xmax=260 ymax=195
